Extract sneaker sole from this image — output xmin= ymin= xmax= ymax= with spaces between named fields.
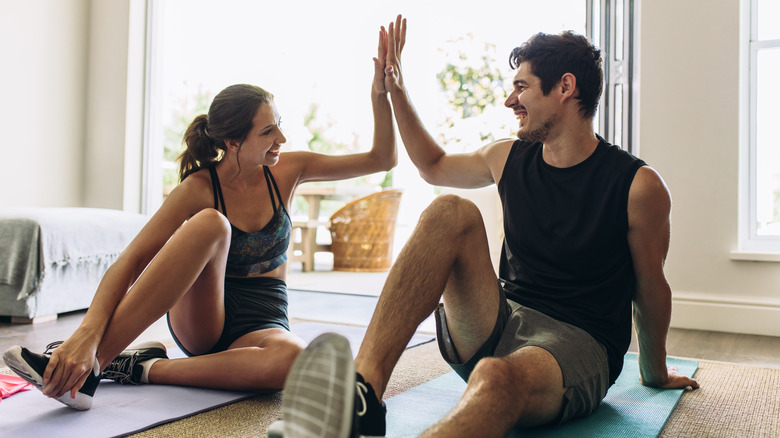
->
xmin=3 ymin=345 xmax=95 ymax=410
xmin=3 ymin=346 xmax=46 ymax=391
xmin=281 ymin=333 xmax=356 ymax=438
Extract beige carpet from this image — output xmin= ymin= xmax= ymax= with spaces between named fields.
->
xmin=4 ymin=342 xmax=778 ymax=437
xmin=659 ymin=359 xmax=780 ymax=438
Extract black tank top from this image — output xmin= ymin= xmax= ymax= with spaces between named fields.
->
xmin=497 ymin=138 xmax=646 ymax=385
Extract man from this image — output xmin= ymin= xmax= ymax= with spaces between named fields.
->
xmin=277 ymin=15 xmax=699 ymax=438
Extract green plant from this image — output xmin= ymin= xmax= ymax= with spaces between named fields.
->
xmin=436 ymin=35 xmax=512 ymax=151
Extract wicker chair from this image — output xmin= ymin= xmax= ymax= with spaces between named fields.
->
xmin=328 ymin=189 xmax=403 ymax=272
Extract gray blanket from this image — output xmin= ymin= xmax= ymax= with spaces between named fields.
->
xmin=0 ymin=208 xmax=148 ymax=301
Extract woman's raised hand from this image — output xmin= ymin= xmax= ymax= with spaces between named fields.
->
xmin=372 ymin=25 xmax=389 ymax=94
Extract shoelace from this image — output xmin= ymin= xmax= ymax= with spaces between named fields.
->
xmin=43 ymin=341 xmax=64 ymax=355
xmin=102 ymin=353 xmax=138 ymax=384
xmin=355 ymin=381 xmax=368 ymax=416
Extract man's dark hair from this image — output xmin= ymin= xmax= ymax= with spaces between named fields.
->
xmin=509 ymin=31 xmax=603 ymax=119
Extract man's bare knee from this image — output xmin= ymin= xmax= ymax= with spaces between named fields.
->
xmin=419 ymin=195 xmax=484 ymax=236
xmin=469 ymin=357 xmax=517 ymax=398
xmin=467 ymin=355 xmax=564 ymax=428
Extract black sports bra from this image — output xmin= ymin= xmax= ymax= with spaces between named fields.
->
xmin=209 ymin=166 xmax=292 ymax=276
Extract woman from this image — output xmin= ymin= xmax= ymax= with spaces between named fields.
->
xmin=3 ymin=28 xmax=396 ymax=410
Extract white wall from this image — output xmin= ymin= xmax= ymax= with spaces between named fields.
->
xmin=83 ymin=0 xmax=132 ymax=210
xmin=0 ymin=0 xmax=89 ymax=207
xmin=638 ymin=0 xmax=780 ymax=336
xmin=0 ymin=0 xmax=139 ymax=211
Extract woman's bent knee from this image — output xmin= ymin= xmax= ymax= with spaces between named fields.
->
xmin=185 ymin=208 xmax=231 ymax=243
xmin=262 ymin=339 xmax=304 ymax=390
xmin=190 ymin=208 xmax=231 ymax=230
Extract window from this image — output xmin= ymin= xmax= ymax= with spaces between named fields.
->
xmin=589 ymin=0 xmax=636 ymax=154
xmin=740 ymin=0 xmax=780 ymax=253
xmin=141 ymin=0 xmax=589 ymax=218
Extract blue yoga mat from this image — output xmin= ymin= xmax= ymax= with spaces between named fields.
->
xmin=386 ymin=353 xmax=698 ymax=438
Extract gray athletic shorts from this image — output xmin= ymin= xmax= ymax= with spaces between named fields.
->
xmin=434 ymin=283 xmax=609 ymax=424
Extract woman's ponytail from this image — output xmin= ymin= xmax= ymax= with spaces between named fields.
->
xmin=179 ymin=114 xmax=222 ymax=181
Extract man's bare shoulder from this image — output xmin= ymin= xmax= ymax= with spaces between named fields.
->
xmin=630 ymin=166 xmax=671 ymax=201
xmin=479 ymin=138 xmax=517 ymax=182
xmin=627 ymin=166 xmax=672 ymax=231
xmin=480 ymin=137 xmax=516 ymax=154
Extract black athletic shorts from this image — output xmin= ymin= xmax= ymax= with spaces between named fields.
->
xmin=168 ymin=276 xmax=290 ymax=357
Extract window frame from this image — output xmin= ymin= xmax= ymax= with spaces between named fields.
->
xmin=588 ymin=0 xmax=637 ymax=155
xmin=140 ymin=0 xmax=163 ymax=215
xmin=736 ymin=0 xmax=780 ymax=256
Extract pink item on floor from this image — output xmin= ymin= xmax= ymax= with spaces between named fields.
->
xmin=0 ymin=374 xmax=33 ymax=401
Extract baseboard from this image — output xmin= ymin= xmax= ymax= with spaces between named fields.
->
xmin=10 ymin=314 xmax=58 ymax=324
xmin=671 ymin=292 xmax=780 ymax=337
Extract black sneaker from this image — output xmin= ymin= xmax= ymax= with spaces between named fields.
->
xmin=355 ymin=374 xmax=386 ymax=437
xmin=2 ymin=341 xmax=100 ymax=410
xmin=101 ymin=341 xmax=167 ymax=385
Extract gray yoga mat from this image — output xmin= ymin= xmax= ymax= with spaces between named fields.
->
xmin=0 ymin=347 xmax=254 ymax=438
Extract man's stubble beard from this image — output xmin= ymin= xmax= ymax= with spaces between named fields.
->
xmin=517 ymin=113 xmax=558 ymax=143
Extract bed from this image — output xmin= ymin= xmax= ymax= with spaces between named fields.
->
xmin=0 ymin=207 xmax=148 ymax=323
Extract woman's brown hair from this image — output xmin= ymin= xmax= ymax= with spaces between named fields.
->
xmin=178 ymin=84 xmax=273 ymax=181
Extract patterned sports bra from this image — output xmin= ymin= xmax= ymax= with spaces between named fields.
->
xmin=209 ymin=166 xmax=292 ymax=277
